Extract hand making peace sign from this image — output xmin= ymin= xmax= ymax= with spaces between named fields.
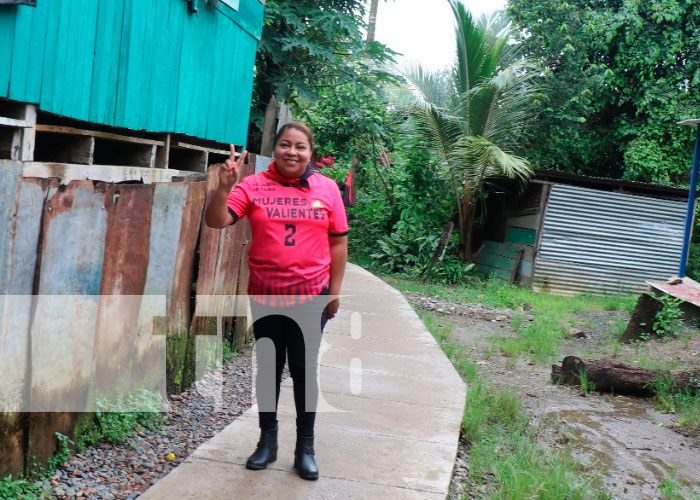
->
xmin=218 ymin=145 xmax=248 ymax=191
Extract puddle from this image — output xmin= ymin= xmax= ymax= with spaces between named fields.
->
xmin=550 ymin=397 xmax=700 ymax=499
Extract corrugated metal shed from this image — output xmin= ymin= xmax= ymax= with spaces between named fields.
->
xmin=533 ymin=184 xmax=687 ymax=295
xmin=0 ymin=0 xmax=264 ymax=145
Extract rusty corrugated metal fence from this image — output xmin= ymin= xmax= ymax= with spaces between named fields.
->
xmin=0 ymin=159 xmax=254 ymax=477
xmin=533 ymin=184 xmax=687 ymax=295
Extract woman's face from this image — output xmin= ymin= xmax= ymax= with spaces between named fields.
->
xmin=274 ymin=128 xmax=312 ymax=178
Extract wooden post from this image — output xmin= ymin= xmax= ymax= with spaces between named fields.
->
xmin=18 ymin=104 xmax=37 ymax=161
xmin=260 ymin=96 xmax=279 ymax=157
xmin=155 ymin=133 xmax=171 ymax=169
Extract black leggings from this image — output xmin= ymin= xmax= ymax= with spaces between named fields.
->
xmin=251 ymin=296 xmax=328 ymax=436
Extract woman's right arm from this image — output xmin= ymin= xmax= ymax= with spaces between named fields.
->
xmin=204 ymin=183 xmax=236 ymax=228
xmin=204 ymin=147 xmax=247 ymax=229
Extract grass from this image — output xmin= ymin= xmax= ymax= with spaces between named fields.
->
xmin=387 ymin=274 xmax=635 ymax=365
xmin=659 ymin=470 xmax=700 ymax=500
xmin=648 ymin=373 xmax=700 ymax=434
xmin=418 ymin=309 xmax=611 ymax=499
xmin=578 ymin=369 xmax=596 ymax=396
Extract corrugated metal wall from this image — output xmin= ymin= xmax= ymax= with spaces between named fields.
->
xmin=0 ymin=0 xmax=264 ymax=145
xmin=533 ymin=184 xmax=687 ymax=295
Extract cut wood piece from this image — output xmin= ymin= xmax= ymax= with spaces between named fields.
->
xmin=173 ymin=141 xmax=229 ymax=156
xmin=551 ymin=356 xmax=700 ymax=396
xmin=620 ymin=293 xmax=663 ymax=343
xmin=0 ymin=116 xmax=32 ymax=128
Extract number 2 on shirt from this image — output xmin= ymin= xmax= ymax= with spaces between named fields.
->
xmin=285 ymin=224 xmax=297 ymax=246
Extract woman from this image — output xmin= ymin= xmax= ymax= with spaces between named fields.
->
xmin=204 ymin=122 xmax=348 ymax=480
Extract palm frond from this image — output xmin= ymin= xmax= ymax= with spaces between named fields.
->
xmin=450 ymin=135 xmax=533 ymax=192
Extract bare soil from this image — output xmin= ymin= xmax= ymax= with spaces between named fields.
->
xmin=404 ymin=293 xmax=700 ymax=500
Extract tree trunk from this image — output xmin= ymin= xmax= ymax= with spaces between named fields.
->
xmin=551 ymin=356 xmax=700 ymax=397
xmin=367 ymin=0 xmax=379 ymax=42
xmin=422 ymin=222 xmax=454 ymax=279
xmin=620 ymin=293 xmax=663 ymax=343
xmin=457 ymin=195 xmax=476 ymax=261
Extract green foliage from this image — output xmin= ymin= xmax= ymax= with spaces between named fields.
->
xmin=347 ymin=121 xmax=471 ymax=282
xmin=659 ymin=471 xmax=700 ymax=500
xmin=578 ymin=369 xmax=596 ymax=396
xmin=75 ymin=389 xmax=165 ymax=450
xmin=0 ymin=475 xmax=47 ymax=499
xmin=507 ymin=0 xmax=700 ymax=183
xmin=653 ymin=293 xmax=684 ymax=340
xmin=0 ymin=432 xmax=74 ymax=499
xmin=249 ymin=0 xmax=397 ymax=149
xmin=649 ymin=372 xmax=700 ymax=434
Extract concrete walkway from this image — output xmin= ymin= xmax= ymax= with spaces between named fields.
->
xmin=140 ymin=264 xmax=466 ymax=499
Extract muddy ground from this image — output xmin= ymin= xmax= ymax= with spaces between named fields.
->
xmin=403 ymin=292 xmax=700 ymax=500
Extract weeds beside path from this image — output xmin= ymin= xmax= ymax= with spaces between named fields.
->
xmin=384 ymin=274 xmax=700 ymax=500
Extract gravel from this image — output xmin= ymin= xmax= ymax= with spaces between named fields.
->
xmin=45 ymin=344 xmax=274 ymax=499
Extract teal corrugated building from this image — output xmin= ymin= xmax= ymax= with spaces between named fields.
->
xmin=0 ymin=0 xmax=264 ymax=146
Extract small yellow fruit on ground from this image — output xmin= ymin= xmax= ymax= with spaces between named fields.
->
xmin=167 ymin=453 xmax=175 ymax=461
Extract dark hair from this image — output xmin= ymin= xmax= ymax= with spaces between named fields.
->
xmin=274 ymin=121 xmax=315 ymax=151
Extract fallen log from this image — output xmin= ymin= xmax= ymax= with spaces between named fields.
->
xmin=551 ymin=356 xmax=700 ymax=397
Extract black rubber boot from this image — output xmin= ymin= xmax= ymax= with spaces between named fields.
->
xmin=245 ymin=426 xmax=278 ymax=470
xmin=293 ymin=433 xmax=319 ymax=480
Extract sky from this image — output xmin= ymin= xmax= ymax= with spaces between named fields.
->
xmin=374 ymin=0 xmax=507 ymax=71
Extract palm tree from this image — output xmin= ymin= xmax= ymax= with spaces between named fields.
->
xmin=399 ymin=0 xmax=539 ymax=260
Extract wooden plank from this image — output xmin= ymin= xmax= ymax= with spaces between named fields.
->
xmin=174 ymin=141 xmax=229 ymax=156
xmin=74 ymin=0 xmax=99 ymax=120
xmin=35 ymin=124 xmax=165 ymax=146
xmin=506 ymin=226 xmax=537 ymax=246
xmin=475 ymin=252 xmax=520 ymax=271
xmin=510 ymin=248 xmax=524 ymax=284
xmin=0 ymin=6 xmax=17 ymax=98
xmin=23 ymin=0 xmax=49 ymax=102
xmin=22 ymin=162 xmax=200 ymax=184
xmin=88 ymin=0 xmax=124 ymax=125
xmin=0 ymin=116 xmax=32 ymax=128
xmin=475 ymin=264 xmax=513 ymax=282
xmin=507 ymin=214 xmax=539 ymax=230
xmin=479 ymin=240 xmax=522 ymax=259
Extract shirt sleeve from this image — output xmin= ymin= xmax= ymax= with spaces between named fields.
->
xmin=226 ymin=180 xmax=251 ymax=221
xmin=328 ymin=181 xmax=349 ymax=237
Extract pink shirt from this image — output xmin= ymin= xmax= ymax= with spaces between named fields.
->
xmin=227 ymin=169 xmax=348 ymax=299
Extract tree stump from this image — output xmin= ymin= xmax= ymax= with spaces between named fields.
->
xmin=551 ymin=356 xmax=700 ymax=397
xmin=620 ymin=293 xmax=663 ymax=343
